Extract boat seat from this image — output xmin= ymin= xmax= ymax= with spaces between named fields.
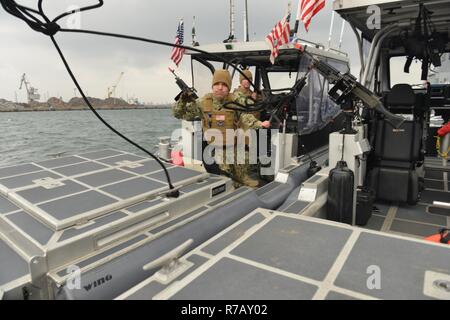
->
xmin=386 ymin=84 xmax=416 ymax=114
xmin=368 ymin=166 xmax=419 ymax=203
xmin=368 ymin=90 xmax=423 ymax=204
xmin=374 ymin=119 xmax=422 ymax=163
xmin=382 ymin=84 xmax=430 ymax=119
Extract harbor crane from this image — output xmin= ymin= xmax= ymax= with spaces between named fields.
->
xmin=19 ymin=73 xmax=40 ymax=103
xmin=107 ymin=72 xmax=124 ymax=101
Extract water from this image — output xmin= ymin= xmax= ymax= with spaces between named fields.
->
xmin=0 ymin=109 xmax=180 ymax=167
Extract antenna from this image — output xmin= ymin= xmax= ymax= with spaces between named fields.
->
xmin=192 ymin=16 xmax=199 ymax=46
xmin=327 ymin=11 xmax=335 ymax=49
xmin=338 ymin=21 xmax=346 ymax=51
xmin=229 ymin=0 xmax=235 ymax=41
xmin=244 ymin=0 xmax=249 ymax=42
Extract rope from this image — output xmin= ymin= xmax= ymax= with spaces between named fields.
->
xmin=0 ymin=0 xmax=273 ymax=196
xmin=0 ymin=0 xmax=312 ymax=194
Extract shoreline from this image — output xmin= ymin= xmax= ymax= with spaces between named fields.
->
xmin=0 ymin=105 xmax=172 ymax=112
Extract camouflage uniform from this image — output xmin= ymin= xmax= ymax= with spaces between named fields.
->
xmin=233 ymin=87 xmax=263 ymax=181
xmin=173 ymin=92 xmax=261 ymax=188
xmin=234 ymin=85 xmax=253 ymax=97
xmin=233 ymin=86 xmax=262 ymax=119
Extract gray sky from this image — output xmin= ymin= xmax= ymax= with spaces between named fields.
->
xmin=0 ymin=0 xmax=360 ymax=104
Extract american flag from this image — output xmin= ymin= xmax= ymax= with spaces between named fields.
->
xmin=265 ymin=14 xmax=291 ymax=64
xmin=171 ymin=20 xmax=185 ymax=67
xmin=297 ymin=0 xmax=325 ymax=32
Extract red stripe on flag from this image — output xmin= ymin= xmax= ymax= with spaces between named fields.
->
xmin=298 ymin=0 xmax=325 ymax=32
xmin=265 ymin=14 xmax=291 ymax=64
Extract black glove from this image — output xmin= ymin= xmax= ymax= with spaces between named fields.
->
xmin=180 ymin=90 xmax=196 ymax=103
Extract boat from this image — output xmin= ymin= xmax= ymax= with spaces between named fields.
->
xmin=1 ymin=0 xmax=449 ymax=300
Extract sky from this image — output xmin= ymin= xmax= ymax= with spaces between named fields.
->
xmin=0 ymin=0 xmax=361 ymax=104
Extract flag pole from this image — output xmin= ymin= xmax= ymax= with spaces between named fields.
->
xmin=244 ymin=0 xmax=249 ymax=42
xmin=192 ymin=16 xmax=199 ymax=46
xmin=293 ymin=0 xmax=301 ymax=36
xmin=229 ymin=0 xmax=235 ymax=41
xmin=287 ymin=0 xmax=292 ymax=38
xmin=287 ymin=1 xmax=292 ymax=19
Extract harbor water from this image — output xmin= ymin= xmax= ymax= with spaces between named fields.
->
xmin=0 ymin=109 xmax=179 ymax=167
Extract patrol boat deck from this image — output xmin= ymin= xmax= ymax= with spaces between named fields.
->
xmin=0 ymin=149 xmax=229 ymax=299
xmin=2 ymin=0 xmax=450 ymax=301
xmin=115 ymin=158 xmax=450 ymax=301
xmin=118 ymin=208 xmax=450 ymax=300
xmin=0 ymin=147 xmax=327 ymax=300
xmin=117 ymin=0 xmax=450 ymax=301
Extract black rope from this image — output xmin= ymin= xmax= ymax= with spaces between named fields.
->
xmin=1 ymin=0 xmax=261 ymax=91
xmin=48 ymin=35 xmax=178 ymax=194
xmin=0 ymin=0 xmax=185 ymax=194
xmin=57 ymin=28 xmax=260 ymax=91
xmin=0 ymin=0 xmax=308 ymax=194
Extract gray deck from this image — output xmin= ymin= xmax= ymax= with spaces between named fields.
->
xmin=0 ymin=237 xmax=28 ymax=287
xmin=0 ymin=149 xmax=237 ymax=299
xmin=360 ymin=160 xmax=450 ymax=239
xmin=118 ymin=210 xmax=450 ymax=300
xmin=0 ymin=149 xmax=208 ymax=230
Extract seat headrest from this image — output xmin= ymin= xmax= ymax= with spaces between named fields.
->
xmin=387 ymin=84 xmax=415 ymax=107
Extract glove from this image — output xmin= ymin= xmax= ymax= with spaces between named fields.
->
xmin=180 ymin=90 xmax=196 ymax=103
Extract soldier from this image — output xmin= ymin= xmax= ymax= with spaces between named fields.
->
xmin=234 ymin=69 xmax=259 ymax=101
xmin=233 ymin=69 xmax=267 ymax=178
xmin=173 ymin=69 xmax=270 ymax=188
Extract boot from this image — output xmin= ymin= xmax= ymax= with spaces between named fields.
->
xmin=241 ymin=174 xmax=260 ymax=188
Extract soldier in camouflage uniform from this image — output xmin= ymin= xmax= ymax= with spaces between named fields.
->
xmin=233 ymin=69 xmax=265 ymax=179
xmin=233 ymin=69 xmax=259 ymax=101
xmin=173 ymin=69 xmax=270 ymax=188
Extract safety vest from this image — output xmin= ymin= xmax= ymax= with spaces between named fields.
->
xmin=201 ymin=93 xmax=238 ymax=146
xmin=425 ymin=228 xmax=450 ymax=245
xmin=438 ymin=122 xmax=450 ymax=137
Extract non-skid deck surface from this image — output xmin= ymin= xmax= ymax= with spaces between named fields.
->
xmin=424 ymin=159 xmax=449 ymax=193
xmin=364 ymin=202 xmax=449 ymax=239
xmin=363 ymin=159 xmax=450 ymax=239
xmin=119 ymin=210 xmax=450 ymax=300
xmin=0 ymin=237 xmax=28 ymax=287
xmin=0 ymin=150 xmax=207 ymax=231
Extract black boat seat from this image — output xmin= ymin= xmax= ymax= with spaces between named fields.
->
xmin=383 ymin=83 xmax=429 ymax=119
xmin=374 ymin=119 xmax=422 ymax=163
xmin=385 ymin=84 xmax=416 ymax=114
xmin=368 ymin=116 xmax=423 ymax=204
xmin=369 ymin=166 xmax=419 ymax=203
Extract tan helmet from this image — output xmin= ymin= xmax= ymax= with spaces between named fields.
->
xmin=239 ymin=69 xmax=253 ymax=83
xmin=212 ymin=69 xmax=232 ymax=90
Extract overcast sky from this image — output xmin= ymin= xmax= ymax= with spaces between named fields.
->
xmin=0 ymin=0 xmax=361 ymax=104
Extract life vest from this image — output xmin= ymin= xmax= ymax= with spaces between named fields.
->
xmin=437 ymin=122 xmax=450 ymax=137
xmin=201 ymin=93 xmax=238 ymax=146
xmin=425 ymin=228 xmax=450 ymax=245
xmin=171 ymin=150 xmax=184 ymax=166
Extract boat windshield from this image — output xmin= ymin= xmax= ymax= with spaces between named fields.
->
xmin=190 ymin=53 xmax=350 ymax=135
xmin=296 ymin=55 xmax=349 ymax=134
xmin=191 ymin=59 xmax=252 ymax=97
